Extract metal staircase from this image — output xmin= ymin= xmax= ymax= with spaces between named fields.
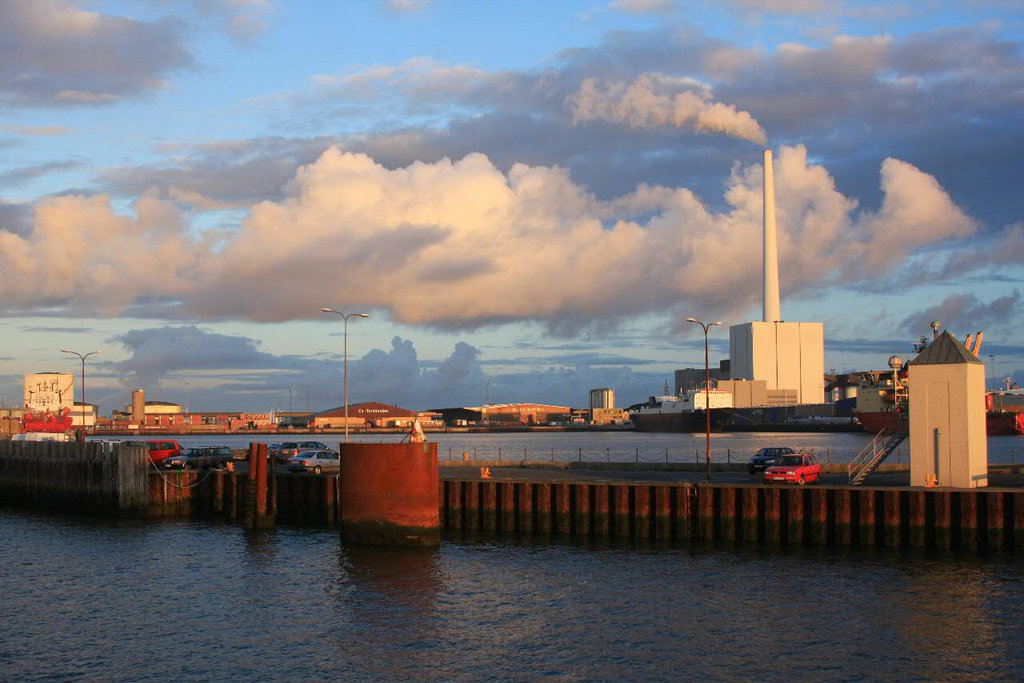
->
xmin=848 ymin=430 xmax=906 ymax=485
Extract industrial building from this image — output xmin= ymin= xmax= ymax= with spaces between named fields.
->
xmin=312 ymin=402 xmax=441 ymax=429
xmin=23 ymin=373 xmax=74 ymax=413
xmin=724 ymin=149 xmax=826 ymax=406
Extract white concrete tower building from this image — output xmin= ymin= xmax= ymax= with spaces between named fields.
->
xmin=728 ymin=149 xmax=825 ymax=405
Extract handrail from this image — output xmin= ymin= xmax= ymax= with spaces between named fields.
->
xmin=848 ymin=430 xmax=884 ymax=484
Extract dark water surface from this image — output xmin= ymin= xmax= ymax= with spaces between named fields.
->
xmin=2 ymin=510 xmax=1022 ymax=681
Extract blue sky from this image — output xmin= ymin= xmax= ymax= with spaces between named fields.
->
xmin=1 ymin=0 xmax=1022 ymax=414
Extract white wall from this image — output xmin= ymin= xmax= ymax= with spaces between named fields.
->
xmin=729 ymin=321 xmax=824 ymax=404
xmin=23 ymin=373 xmax=75 ymax=413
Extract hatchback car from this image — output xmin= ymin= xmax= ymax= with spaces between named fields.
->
xmin=763 ymin=453 xmax=822 ymax=485
xmin=286 ymin=449 xmax=340 ymax=475
xmin=277 ymin=440 xmax=330 ymax=463
xmin=748 ymin=446 xmax=796 ymax=474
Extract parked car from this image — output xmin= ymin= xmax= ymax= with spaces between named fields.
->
xmin=146 ymin=440 xmax=182 ymax=466
xmin=277 ymin=441 xmax=330 ymax=463
xmin=763 ymin=453 xmax=822 ymax=485
xmin=748 ymin=447 xmax=797 ymax=474
xmin=286 ymin=449 xmax=340 ymax=475
xmin=161 ymin=446 xmax=232 ymax=470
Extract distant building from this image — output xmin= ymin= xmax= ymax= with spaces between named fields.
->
xmin=729 ymin=322 xmax=825 ymax=405
xmin=24 ymin=373 xmax=74 ymax=413
xmin=312 ymin=402 xmax=440 ymax=429
xmin=589 ymin=388 xmax=614 ymax=410
xmin=479 ymin=403 xmax=572 ymax=425
xmin=590 ymin=407 xmax=629 ymax=425
xmin=68 ymin=402 xmax=98 ymax=429
xmin=674 ymin=363 xmax=729 ymax=393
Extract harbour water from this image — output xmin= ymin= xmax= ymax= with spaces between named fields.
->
xmin=92 ymin=430 xmax=1024 ymax=465
xmin=1 ymin=509 xmax=1022 ymax=680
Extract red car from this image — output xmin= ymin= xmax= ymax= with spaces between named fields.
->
xmin=763 ymin=453 xmax=821 ymax=485
xmin=145 ymin=439 xmax=182 ymax=466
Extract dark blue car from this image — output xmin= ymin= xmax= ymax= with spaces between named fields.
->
xmin=748 ymin=447 xmax=796 ymax=474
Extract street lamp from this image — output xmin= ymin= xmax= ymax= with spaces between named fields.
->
xmin=321 ymin=308 xmax=370 ymax=443
xmin=685 ymin=318 xmax=722 ymax=482
xmin=60 ymin=348 xmax=103 ymax=433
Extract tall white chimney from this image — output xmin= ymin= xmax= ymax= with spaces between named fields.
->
xmin=762 ymin=148 xmax=781 ymax=323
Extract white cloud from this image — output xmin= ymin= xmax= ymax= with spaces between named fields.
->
xmin=0 ymin=0 xmax=194 ymax=107
xmin=0 ymin=145 xmax=984 ymax=332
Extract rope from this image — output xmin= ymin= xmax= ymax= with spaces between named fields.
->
xmin=147 ymin=453 xmax=220 ymax=489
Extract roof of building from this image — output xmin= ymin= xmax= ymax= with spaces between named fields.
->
xmin=479 ymin=403 xmax=572 ymax=411
xmin=908 ymin=331 xmax=984 ymax=366
xmin=316 ymin=401 xmax=415 ymax=418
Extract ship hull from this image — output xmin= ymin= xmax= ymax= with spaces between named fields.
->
xmin=630 ymin=410 xmax=731 ymax=433
xmin=987 ymin=412 xmax=1024 ymax=436
xmin=856 ymin=410 xmax=1023 ymax=436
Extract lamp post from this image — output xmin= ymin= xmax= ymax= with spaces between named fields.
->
xmin=321 ymin=308 xmax=370 ymax=442
xmin=60 ymin=348 xmax=102 ymax=433
xmin=685 ymin=318 xmax=722 ymax=482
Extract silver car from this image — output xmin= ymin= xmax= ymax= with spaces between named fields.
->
xmin=286 ymin=449 xmax=340 ymax=475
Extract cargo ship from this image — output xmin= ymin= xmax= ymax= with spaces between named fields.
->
xmin=629 ymin=385 xmax=733 ymax=432
xmin=853 ymin=331 xmax=1023 ymax=436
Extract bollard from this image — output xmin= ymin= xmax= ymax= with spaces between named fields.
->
xmin=340 ymin=442 xmax=440 ymax=546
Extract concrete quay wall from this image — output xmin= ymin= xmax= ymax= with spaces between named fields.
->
xmin=0 ymin=441 xmax=149 ymax=514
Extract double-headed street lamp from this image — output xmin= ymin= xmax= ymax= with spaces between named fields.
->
xmin=60 ymin=348 xmax=102 ymax=433
xmin=685 ymin=318 xmax=722 ymax=482
xmin=321 ymin=308 xmax=370 ymax=443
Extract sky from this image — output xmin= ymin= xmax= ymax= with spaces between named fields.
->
xmin=1 ymin=0 xmax=1022 ymax=415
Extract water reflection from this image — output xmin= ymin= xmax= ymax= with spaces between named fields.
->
xmin=1 ymin=511 xmax=1022 ymax=681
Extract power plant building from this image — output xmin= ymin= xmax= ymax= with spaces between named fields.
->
xmin=729 ymin=321 xmax=824 ymax=404
xmin=726 ymin=149 xmax=825 ymax=405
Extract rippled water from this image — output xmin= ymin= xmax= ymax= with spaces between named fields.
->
xmin=2 ymin=510 xmax=1022 ymax=681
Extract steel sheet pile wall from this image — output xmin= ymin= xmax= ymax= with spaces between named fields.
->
xmin=441 ymin=480 xmax=1024 ymax=551
xmin=147 ymin=469 xmax=340 ymax=525
xmin=0 ymin=441 xmax=148 ymax=514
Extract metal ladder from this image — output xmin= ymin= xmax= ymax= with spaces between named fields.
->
xmin=848 ymin=431 xmax=906 ymax=485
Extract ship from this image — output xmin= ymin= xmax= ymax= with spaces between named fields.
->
xmin=854 ymin=328 xmax=1023 ymax=436
xmin=629 ymin=383 xmax=733 ymax=432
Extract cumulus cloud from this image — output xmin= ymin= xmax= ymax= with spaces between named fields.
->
xmin=106 ymin=324 xmax=628 ymax=411
xmin=900 ymin=293 xmax=1022 ymax=340
xmin=0 ymin=0 xmax=195 ymax=107
xmin=567 ymin=73 xmax=767 ymax=144
xmin=99 ymin=136 xmax=335 ymax=208
xmin=0 ymin=192 xmax=202 ymax=312
xmin=0 ymin=144 xmax=983 ymax=334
